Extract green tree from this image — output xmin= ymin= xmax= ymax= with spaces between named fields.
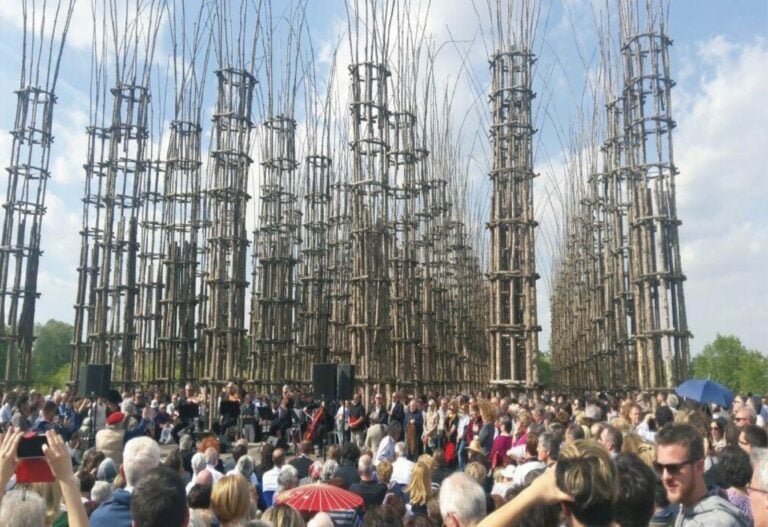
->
xmin=691 ymin=334 xmax=768 ymax=394
xmin=31 ymin=319 xmax=74 ymax=386
xmin=538 ymin=352 xmax=553 ymax=387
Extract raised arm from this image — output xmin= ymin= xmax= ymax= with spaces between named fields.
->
xmin=0 ymin=430 xmax=23 ymax=510
xmin=476 ymin=466 xmax=572 ymax=527
xmin=43 ymin=430 xmax=89 ymax=527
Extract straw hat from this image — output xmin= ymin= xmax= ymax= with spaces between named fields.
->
xmin=467 ymin=438 xmax=484 ymax=455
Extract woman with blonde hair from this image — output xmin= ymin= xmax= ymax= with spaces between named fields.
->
xmin=211 ymin=474 xmax=253 ymax=527
xmin=477 ymin=400 xmax=497 ymax=455
xmin=621 ymin=432 xmax=655 ymax=467
xmin=262 ymin=503 xmax=306 ymax=527
xmin=405 ymin=461 xmax=433 ymax=515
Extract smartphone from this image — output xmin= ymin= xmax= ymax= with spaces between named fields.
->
xmin=17 ymin=434 xmax=48 ymax=459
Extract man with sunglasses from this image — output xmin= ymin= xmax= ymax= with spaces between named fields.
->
xmin=656 ymin=423 xmax=749 ymax=526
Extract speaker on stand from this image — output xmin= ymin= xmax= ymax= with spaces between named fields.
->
xmin=78 ymin=364 xmax=112 ymax=448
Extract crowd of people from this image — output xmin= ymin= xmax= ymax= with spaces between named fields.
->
xmin=1 ymin=383 xmax=768 ymax=527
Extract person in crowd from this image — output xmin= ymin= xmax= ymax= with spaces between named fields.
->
xmin=211 ymin=474 xmax=253 ymax=527
xmin=405 ymin=400 xmax=425 ymax=460
xmin=90 ymin=436 xmax=162 ymax=527
xmin=231 ymin=454 xmax=256 ymax=486
xmin=350 ymin=454 xmax=387 ymax=511
xmin=255 ymin=443 xmax=275 ymax=481
xmin=718 ymin=446 xmax=754 ymax=523
xmin=466 ymin=438 xmax=489 ymax=469
xmin=307 ymin=512 xmax=334 ymax=527
xmin=614 ymin=452 xmax=657 ymax=527
xmin=565 ymin=422 xmax=585 ymax=444
xmin=406 ymin=461 xmax=433 ymax=516
xmin=366 ymin=393 xmax=388 ymax=454
xmin=438 ymin=472 xmax=487 ymax=527
xmin=363 ymin=505 xmax=403 ymax=527
xmin=262 ymin=448 xmax=286 ymax=504
xmin=349 ymin=393 xmax=368 ymax=448
xmin=187 ymin=484 xmax=214 ymax=527
xmin=186 ymin=453 xmax=207 ymax=494
xmin=339 ymin=442 xmax=362 ymax=487
xmin=423 ymin=399 xmax=441 ymax=454
xmin=239 ymin=393 xmax=256 ymax=444
xmin=95 ymin=412 xmax=128 ymax=464
xmin=739 ymin=425 xmax=768 ymax=455
xmin=749 ymin=448 xmax=768 ymax=527
xmin=431 ymin=448 xmax=452 ymax=486
xmin=32 ymin=400 xmax=60 ymax=433
xmin=490 ymin=464 xmax=515 ymax=499
xmin=735 ymin=407 xmax=757 ymax=428
xmin=90 ymin=481 xmax=113 ymax=510
xmin=204 ymin=446 xmax=224 ymax=481
xmin=488 ymin=416 xmax=513 ymax=470
xmin=456 ymin=397 xmax=471 ymax=470
xmin=655 ymin=423 xmax=749 ymax=526
xmin=630 ymin=404 xmax=656 ymax=443
xmin=464 ymin=461 xmax=489 ymax=496
xmin=375 ymin=421 xmax=401 ymax=464
xmin=277 ymin=464 xmax=299 ymax=498
xmin=389 ymin=392 xmax=406 ymax=431
xmin=711 ymin=417 xmax=729 ymax=452
xmin=320 ymin=459 xmax=347 ymax=488
xmin=511 ymin=434 xmax=545 ymax=487
xmin=290 ymin=440 xmax=314 ymax=480
xmin=536 ymin=431 xmax=560 ymax=467
xmin=444 ymin=402 xmax=459 ymax=467
xmin=393 ymin=441 xmax=416 ymax=487
xmin=263 ymin=503 xmax=306 ymax=526
xmin=477 ymin=440 xmax=617 ymax=527
xmin=599 ymin=424 xmax=623 ymax=458
xmin=131 ymin=466 xmax=189 ymax=527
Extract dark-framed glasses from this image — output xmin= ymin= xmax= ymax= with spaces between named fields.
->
xmin=748 ymin=486 xmax=768 ymax=497
xmin=653 ymin=459 xmax=696 ymax=475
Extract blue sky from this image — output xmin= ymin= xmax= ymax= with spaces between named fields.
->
xmin=0 ymin=0 xmax=765 ymax=359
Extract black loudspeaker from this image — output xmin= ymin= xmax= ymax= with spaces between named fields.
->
xmin=336 ymin=363 xmax=355 ymax=400
xmin=79 ymin=364 xmax=112 ymax=399
xmin=313 ymin=363 xmax=337 ymax=400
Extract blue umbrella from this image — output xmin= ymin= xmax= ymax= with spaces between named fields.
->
xmin=676 ymin=379 xmax=734 ymax=408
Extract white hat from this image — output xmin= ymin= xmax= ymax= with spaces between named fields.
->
xmin=500 ymin=464 xmax=516 ymax=479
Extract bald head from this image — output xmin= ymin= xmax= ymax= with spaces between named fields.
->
xmin=195 ymin=469 xmax=213 ymax=487
xmin=273 ymin=448 xmax=286 ymax=467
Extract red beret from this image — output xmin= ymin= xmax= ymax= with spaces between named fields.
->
xmin=106 ymin=411 xmax=125 ymax=426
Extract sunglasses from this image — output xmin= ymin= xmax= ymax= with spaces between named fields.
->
xmin=653 ymin=459 xmax=697 ymax=475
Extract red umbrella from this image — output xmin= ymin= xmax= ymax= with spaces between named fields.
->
xmin=275 ymin=483 xmax=364 ymax=513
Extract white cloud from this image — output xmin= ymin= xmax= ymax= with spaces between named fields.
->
xmin=675 ymin=37 xmax=768 ymax=354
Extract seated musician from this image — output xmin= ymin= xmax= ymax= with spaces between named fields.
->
xmin=269 ymin=396 xmax=294 ymax=449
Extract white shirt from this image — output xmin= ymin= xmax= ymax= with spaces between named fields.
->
xmin=206 ymin=464 xmax=224 ymax=482
xmin=456 ymin=414 xmax=470 ymax=440
xmin=635 ymin=422 xmax=656 ymax=443
xmin=391 ymin=456 xmax=415 ymax=486
xmin=0 ymin=403 xmax=13 ymax=423
xmin=375 ymin=435 xmax=396 ymax=464
xmin=262 ymin=465 xmax=281 ymax=492
xmin=512 ymin=460 xmax=546 ymax=487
